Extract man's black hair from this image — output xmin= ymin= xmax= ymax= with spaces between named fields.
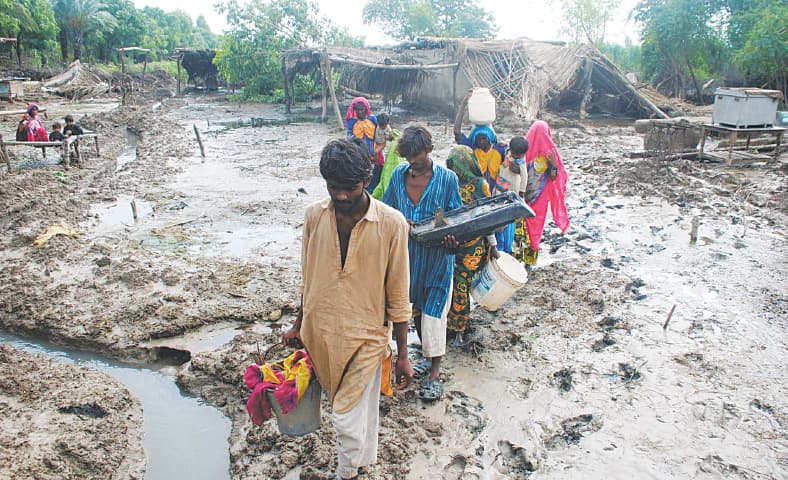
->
xmin=319 ymin=139 xmax=372 ymax=184
xmin=377 ymin=112 xmax=390 ymax=127
xmin=509 ymin=136 xmax=529 ymax=156
xmin=396 ymin=124 xmax=433 ymax=159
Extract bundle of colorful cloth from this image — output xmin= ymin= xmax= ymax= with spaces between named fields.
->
xmin=244 ymin=349 xmax=314 ymax=426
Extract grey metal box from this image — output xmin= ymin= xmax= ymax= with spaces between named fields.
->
xmin=712 ymin=88 xmax=781 ymax=128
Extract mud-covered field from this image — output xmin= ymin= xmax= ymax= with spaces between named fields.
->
xmin=0 ymin=344 xmax=144 ymax=479
xmin=0 ymin=87 xmax=785 ymax=479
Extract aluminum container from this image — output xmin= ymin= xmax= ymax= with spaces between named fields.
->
xmin=712 ymin=88 xmax=782 ymax=128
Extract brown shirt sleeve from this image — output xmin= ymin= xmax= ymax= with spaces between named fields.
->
xmin=384 ymin=214 xmax=411 ymax=324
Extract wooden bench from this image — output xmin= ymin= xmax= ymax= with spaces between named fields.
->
xmin=0 ymin=132 xmax=100 ymax=172
xmin=699 ymin=124 xmax=785 ymax=165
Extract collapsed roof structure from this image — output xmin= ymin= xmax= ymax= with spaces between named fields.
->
xmin=172 ymin=49 xmax=218 ymax=92
xmin=282 ymin=37 xmax=671 ymax=128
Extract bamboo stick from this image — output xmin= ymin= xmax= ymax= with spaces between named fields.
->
xmin=323 ymin=57 xmax=344 ymax=132
xmin=193 ymin=124 xmax=205 ymax=157
xmin=0 ymin=108 xmax=47 ymax=117
xmin=327 ymin=56 xmax=458 ymax=71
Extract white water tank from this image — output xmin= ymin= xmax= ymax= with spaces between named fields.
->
xmin=468 ymin=87 xmax=496 ymax=125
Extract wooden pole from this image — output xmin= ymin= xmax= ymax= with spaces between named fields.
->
xmin=177 ymin=57 xmax=182 ymax=96
xmin=662 ymin=304 xmax=676 ymax=331
xmin=0 ymin=108 xmax=48 ymax=117
xmin=579 ymin=58 xmax=593 ymax=119
xmin=690 ymin=216 xmax=700 ymax=244
xmin=94 ymin=135 xmax=100 ymax=157
xmin=452 ymin=65 xmax=459 ymax=115
xmin=320 ymin=63 xmax=327 ymax=122
xmin=596 ymin=57 xmax=669 ymax=119
xmin=327 ymin=56 xmax=459 ymax=70
xmin=142 ymin=55 xmax=148 ymax=83
xmin=323 ymin=57 xmax=344 ymax=132
xmin=193 ymin=124 xmax=205 ymax=157
xmin=0 ymin=134 xmax=11 ymax=173
xmin=281 ymin=58 xmax=291 ymax=114
xmin=62 ymin=138 xmax=70 ymax=168
xmin=120 ymin=49 xmax=125 ymax=74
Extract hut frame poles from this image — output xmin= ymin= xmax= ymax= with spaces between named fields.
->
xmin=282 ymin=58 xmax=291 ymax=114
xmin=321 ymin=56 xmax=344 ymax=131
xmin=579 ymin=58 xmax=593 ymax=119
xmin=452 ymin=64 xmax=459 ymax=115
xmin=177 ymin=56 xmax=182 ymax=96
xmin=320 ymin=68 xmax=328 ymax=122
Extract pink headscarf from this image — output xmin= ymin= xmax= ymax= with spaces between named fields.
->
xmin=345 ymin=96 xmax=371 ymax=121
xmin=524 ymin=120 xmax=569 ymax=250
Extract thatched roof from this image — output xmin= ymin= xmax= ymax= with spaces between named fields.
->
xmin=282 ymin=38 xmax=669 ymax=119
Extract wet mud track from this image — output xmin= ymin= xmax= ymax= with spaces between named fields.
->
xmin=1 ymin=94 xmax=786 ymax=479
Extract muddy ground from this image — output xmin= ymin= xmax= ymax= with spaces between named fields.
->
xmin=0 ymin=344 xmax=145 ymax=479
xmin=0 ymin=84 xmax=786 ymax=480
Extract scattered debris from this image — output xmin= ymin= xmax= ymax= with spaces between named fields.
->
xmin=617 ymin=362 xmax=644 ymax=384
xmin=552 ymin=368 xmax=574 ymax=392
xmin=31 ymin=223 xmax=80 ymax=246
xmin=58 ymin=402 xmax=108 ymax=419
xmin=592 ymin=333 xmax=616 ymax=352
xmin=545 ymin=414 xmax=601 ymax=449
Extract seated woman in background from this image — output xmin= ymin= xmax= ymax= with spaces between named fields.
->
xmin=17 ymin=104 xmax=48 ymax=142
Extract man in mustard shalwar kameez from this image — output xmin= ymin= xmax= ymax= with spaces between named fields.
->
xmin=284 ymin=139 xmax=414 ymax=479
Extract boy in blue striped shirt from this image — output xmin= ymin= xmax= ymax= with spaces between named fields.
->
xmin=383 ymin=124 xmax=463 ymax=401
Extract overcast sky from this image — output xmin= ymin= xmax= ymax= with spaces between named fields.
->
xmin=133 ymin=0 xmax=641 ymax=46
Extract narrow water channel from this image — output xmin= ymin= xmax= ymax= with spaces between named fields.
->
xmin=0 ymin=331 xmax=231 ymax=480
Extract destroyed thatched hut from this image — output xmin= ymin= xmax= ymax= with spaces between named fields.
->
xmin=282 ymin=37 xmax=670 ymax=128
xmin=172 ymin=49 xmax=218 ymax=92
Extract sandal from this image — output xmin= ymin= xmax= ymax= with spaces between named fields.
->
xmin=418 ymin=379 xmax=443 ymax=401
xmin=412 ymin=360 xmax=431 ymax=378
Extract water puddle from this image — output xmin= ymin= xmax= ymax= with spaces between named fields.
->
xmin=0 ymin=330 xmax=231 ymax=480
xmin=208 ymin=116 xmax=321 ymax=130
xmin=141 ymin=321 xmax=273 ymax=355
xmin=116 ymin=127 xmax=140 ymax=172
xmin=90 ymin=194 xmax=153 ymax=234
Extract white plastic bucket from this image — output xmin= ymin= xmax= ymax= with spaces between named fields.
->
xmin=470 ymin=252 xmax=528 ymax=311
xmin=468 ymin=87 xmax=496 ymax=125
xmin=267 ymin=378 xmax=321 ymax=436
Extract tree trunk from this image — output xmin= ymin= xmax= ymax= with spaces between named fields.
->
xmin=59 ymin=28 xmax=69 ymax=63
xmin=14 ymin=36 xmax=22 ymax=65
xmin=73 ymin=33 xmax=83 ymax=61
xmin=683 ymin=44 xmax=702 ymax=103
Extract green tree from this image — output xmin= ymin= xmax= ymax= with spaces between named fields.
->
xmin=560 ymin=0 xmax=618 ymax=46
xmin=191 ymin=15 xmax=217 ymax=50
xmin=600 ymin=38 xmax=642 ymax=74
xmin=635 ymin=0 xmax=726 ymax=99
xmin=215 ymin=0 xmax=360 ymax=97
xmin=17 ymin=0 xmax=58 ymax=65
xmin=362 ymin=0 xmax=496 ymax=40
xmin=93 ymin=0 xmax=145 ymax=62
xmin=59 ymin=0 xmax=118 ymax=61
xmin=730 ymin=1 xmax=787 ymax=94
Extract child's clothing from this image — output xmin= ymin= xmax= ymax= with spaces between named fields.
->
xmin=64 ymin=123 xmax=84 ymax=136
xmin=50 ymin=131 xmax=65 ymax=142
